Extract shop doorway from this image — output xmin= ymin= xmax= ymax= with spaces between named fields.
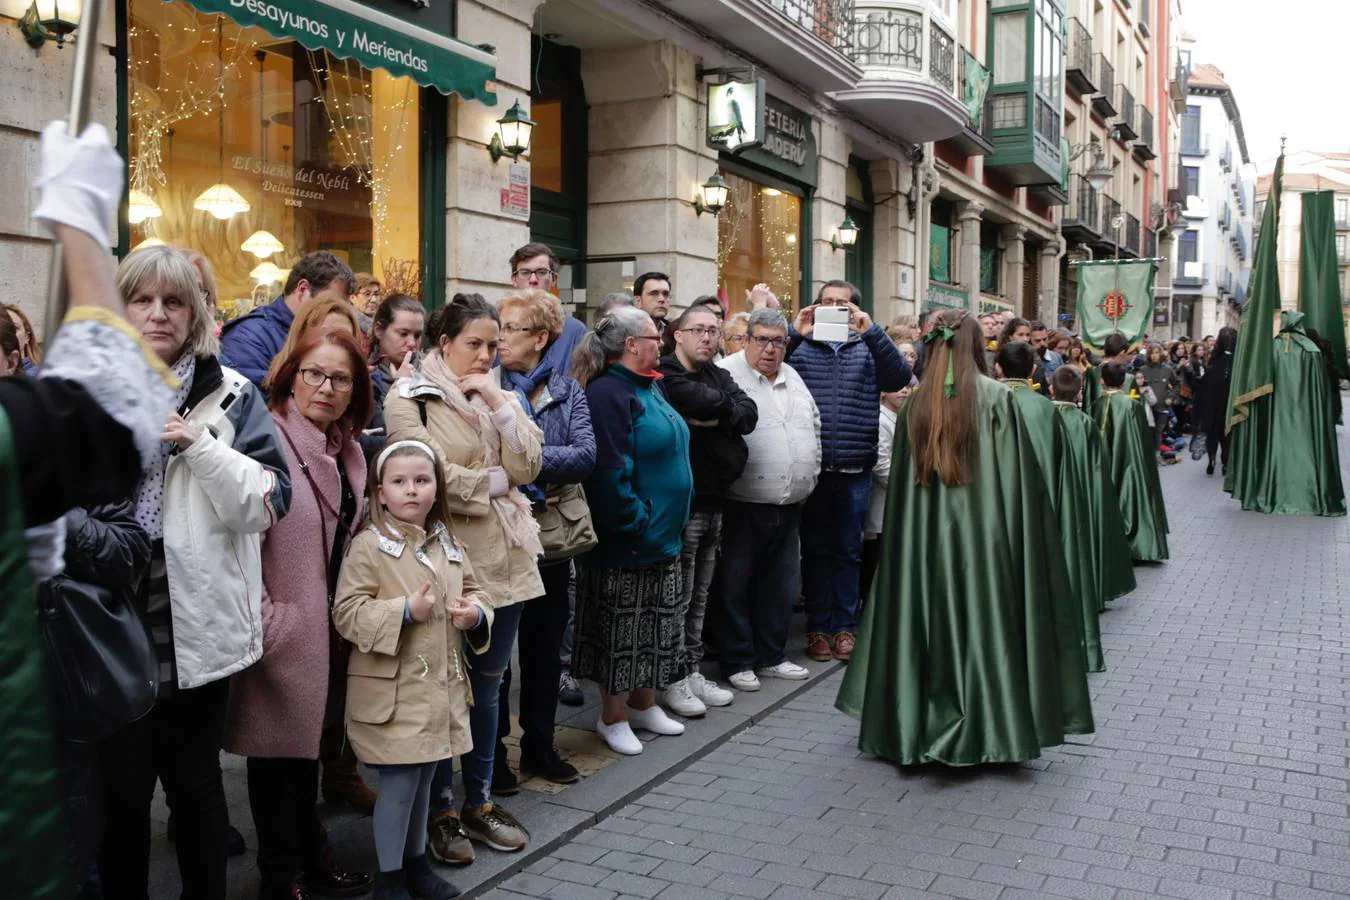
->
xmin=529 ymin=37 xmax=587 ymax=294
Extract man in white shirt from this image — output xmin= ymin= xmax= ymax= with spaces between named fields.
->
xmin=713 ymin=309 xmax=822 ymax=691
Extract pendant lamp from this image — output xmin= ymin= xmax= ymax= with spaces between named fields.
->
xmin=194 ymin=21 xmax=250 ymax=221
xmin=128 ymin=189 xmax=163 ymax=225
xmin=250 ymin=261 xmax=284 ymax=284
xmin=241 ymin=51 xmax=286 ymax=258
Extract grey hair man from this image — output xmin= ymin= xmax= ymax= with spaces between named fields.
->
xmin=597 ymin=291 xmax=635 ymax=315
xmin=714 ymin=308 xmax=821 ymax=691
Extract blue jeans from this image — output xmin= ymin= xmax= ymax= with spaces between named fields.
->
xmin=801 ymin=471 xmax=871 ymax=635
xmin=714 ymin=501 xmax=801 ymax=674
xmin=430 ymin=601 xmax=524 ymax=811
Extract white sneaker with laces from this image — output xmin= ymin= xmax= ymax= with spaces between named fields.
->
xmin=687 ymin=672 xmax=734 ymax=707
xmin=661 ymin=678 xmax=707 ymax=717
xmin=756 ymin=661 xmax=810 ymax=681
xmin=596 ymin=718 xmax=643 ymax=755
xmin=728 ymin=670 xmax=761 ymax=692
xmin=626 ymin=703 xmax=685 ymax=735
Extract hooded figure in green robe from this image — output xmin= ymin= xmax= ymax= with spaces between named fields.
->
xmin=1052 ymin=366 xmax=1137 ymax=670
xmin=1233 ymin=311 xmax=1346 ymax=516
xmin=1091 ymin=361 xmax=1170 ymax=562
xmin=837 ymin=311 xmax=1093 ymax=767
xmin=997 ymin=342 xmax=1108 ymax=674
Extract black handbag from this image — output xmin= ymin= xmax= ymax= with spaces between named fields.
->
xmin=38 ymin=576 xmax=157 ymax=743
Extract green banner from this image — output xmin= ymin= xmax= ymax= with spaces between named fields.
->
xmin=1298 ymin=191 xmax=1349 ymax=379
xmin=929 ymin=224 xmax=950 ymax=283
xmin=961 ymin=51 xmax=990 ymax=126
xmin=1075 ymin=259 xmax=1157 ymax=351
xmin=180 ymin=0 xmax=498 ymax=103
xmin=1226 ymin=153 xmax=1282 ymax=433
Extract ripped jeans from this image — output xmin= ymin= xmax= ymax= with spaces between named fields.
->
xmin=429 ymin=601 xmax=524 ymax=811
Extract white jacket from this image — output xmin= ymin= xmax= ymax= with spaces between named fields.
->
xmin=718 ymin=352 xmax=821 ymax=506
xmin=161 ymin=359 xmax=290 ymax=689
xmin=866 ymin=405 xmax=897 ymax=535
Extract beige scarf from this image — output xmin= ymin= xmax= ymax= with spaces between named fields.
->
xmin=421 ymin=350 xmax=544 ymax=559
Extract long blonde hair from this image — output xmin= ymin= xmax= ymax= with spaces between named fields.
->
xmin=907 ymin=309 xmax=986 ymax=487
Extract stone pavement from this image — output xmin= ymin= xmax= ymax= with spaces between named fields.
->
xmin=477 ymin=433 xmax=1350 ymax=900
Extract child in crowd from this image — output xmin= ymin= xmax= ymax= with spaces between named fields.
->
xmin=333 ymin=440 xmax=494 ymax=900
xmin=860 ymin=379 xmax=914 ymax=605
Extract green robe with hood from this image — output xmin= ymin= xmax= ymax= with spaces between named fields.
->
xmin=1091 ymin=389 xmax=1170 ymax=562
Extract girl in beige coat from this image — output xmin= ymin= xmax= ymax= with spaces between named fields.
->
xmin=334 ymin=440 xmax=493 ymax=900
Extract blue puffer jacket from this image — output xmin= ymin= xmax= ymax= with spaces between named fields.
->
xmin=785 ymin=323 xmax=912 ymax=471
xmin=218 ymin=296 xmax=293 ymax=389
xmin=527 ymin=370 xmax=596 ymax=491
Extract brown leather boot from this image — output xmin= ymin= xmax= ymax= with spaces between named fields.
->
xmin=320 ymin=725 xmax=377 ymax=816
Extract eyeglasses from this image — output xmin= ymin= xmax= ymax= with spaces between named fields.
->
xmin=502 ymin=323 xmax=539 ymax=335
xmin=299 ymin=367 xmax=354 ymax=393
xmin=749 ymin=335 xmax=787 ymax=349
xmin=726 ymin=334 xmax=748 ymax=345
xmin=679 ymin=326 xmax=720 ymax=338
xmin=514 ymin=267 xmax=555 ymax=281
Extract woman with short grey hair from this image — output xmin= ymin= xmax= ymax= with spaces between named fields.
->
xmin=570 ymin=307 xmax=694 ymax=755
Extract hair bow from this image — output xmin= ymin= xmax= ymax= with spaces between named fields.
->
xmin=922 ymin=325 xmax=958 ymax=397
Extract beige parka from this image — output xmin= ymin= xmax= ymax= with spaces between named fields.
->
xmin=333 ymin=520 xmax=494 ymax=766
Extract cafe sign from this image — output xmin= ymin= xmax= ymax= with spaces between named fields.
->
xmin=709 ymin=90 xmax=817 ymax=188
xmin=706 ymin=79 xmax=765 ymax=153
xmin=927 ymin=282 xmax=969 ymax=310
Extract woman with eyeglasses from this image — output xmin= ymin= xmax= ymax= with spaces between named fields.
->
xmin=723 ymin=311 xmax=751 ymax=357
xmin=96 ymin=245 xmax=293 ymax=900
xmin=224 ymin=328 xmax=373 ymax=900
xmin=570 ymin=306 xmax=694 ymax=756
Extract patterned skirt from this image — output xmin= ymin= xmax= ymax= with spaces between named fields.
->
xmin=573 ymin=560 xmax=684 ymax=695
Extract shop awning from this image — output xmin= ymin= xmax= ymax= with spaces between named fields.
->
xmin=177 ymin=0 xmax=497 ymax=104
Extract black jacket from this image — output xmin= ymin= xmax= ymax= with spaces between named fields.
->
xmin=657 ymin=354 xmax=758 ymax=507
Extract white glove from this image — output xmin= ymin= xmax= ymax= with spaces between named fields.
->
xmin=487 ymin=465 xmax=509 ymax=498
xmin=32 ymin=121 xmax=124 ymax=248
xmin=24 ymin=516 xmax=67 ymax=581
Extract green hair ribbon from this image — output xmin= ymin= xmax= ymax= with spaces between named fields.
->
xmin=922 ymin=324 xmax=958 ymax=397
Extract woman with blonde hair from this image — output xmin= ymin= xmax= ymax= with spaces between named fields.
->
xmin=3 ymin=304 xmax=42 ymax=375
xmin=836 ymin=308 xmax=1092 ymax=766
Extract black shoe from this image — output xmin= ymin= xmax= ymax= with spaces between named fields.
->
xmin=301 ymin=865 xmax=372 ymax=898
xmin=491 ymin=756 xmax=519 ymax=797
xmin=167 ymin=816 xmax=246 ymax=858
xmin=403 ymin=854 xmax=460 ymax=900
xmin=520 ymin=748 xmax=580 ymax=785
xmin=373 ymin=870 xmax=412 ymax=900
xmin=1206 ymin=461 xmax=1215 ymax=476
xmin=558 ymin=673 xmax=584 ymax=707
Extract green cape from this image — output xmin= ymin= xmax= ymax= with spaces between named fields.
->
xmin=1229 ymin=312 xmax=1345 ymax=516
xmin=836 ymin=376 xmax=1094 ymax=766
xmin=1091 ymin=390 xmax=1170 ymax=562
xmin=1081 ymin=364 xmax=1102 ymax=413
xmin=1005 ymin=382 xmax=1106 ymax=673
xmin=0 ymin=408 xmax=72 ymax=898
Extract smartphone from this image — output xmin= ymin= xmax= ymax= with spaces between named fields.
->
xmin=814 ymin=305 xmax=851 ymax=342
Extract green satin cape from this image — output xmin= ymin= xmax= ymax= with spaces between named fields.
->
xmin=836 ymin=376 xmax=1094 ymax=766
xmin=1091 ymin=391 xmax=1170 ymax=562
xmin=1055 ymin=402 xmax=1136 ymax=668
xmin=1229 ymin=313 xmax=1345 ymax=516
xmin=0 ymin=408 xmax=72 ymax=898
xmin=1081 ymin=365 xmax=1102 ymax=413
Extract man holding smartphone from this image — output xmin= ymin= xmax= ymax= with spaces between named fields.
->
xmin=786 ymin=281 xmax=911 ymax=662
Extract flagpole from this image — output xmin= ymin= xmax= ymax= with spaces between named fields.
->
xmin=41 ymin=0 xmax=105 ymax=345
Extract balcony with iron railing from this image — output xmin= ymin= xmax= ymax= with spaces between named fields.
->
xmin=1218 ymin=268 xmax=1234 ymax=295
xmin=1096 ymin=195 xmax=1123 ymax=253
xmin=1170 ymin=54 xmax=1188 ymax=114
xmin=1180 ymin=134 xmax=1209 ymax=157
xmin=1220 ymin=204 xmax=1232 ymax=232
xmin=1114 ymin=84 xmax=1138 ymax=141
xmin=1145 ymin=228 xmax=1157 ymax=259
xmin=1220 ymin=142 xmax=1233 ymax=171
xmin=1235 ymin=227 xmax=1249 ymax=262
xmin=1132 ymin=106 xmax=1156 ymax=160
xmin=1174 ymin=261 xmax=1209 ymax=288
xmin=1124 ymin=213 xmax=1141 ymax=255
xmin=1063 ymin=173 xmax=1102 ymax=242
xmin=946 ymin=48 xmax=995 ymax=156
xmin=664 ymin=0 xmax=861 ymax=92
xmin=837 ymin=2 xmax=969 ymax=144
xmin=1092 ymin=54 xmax=1116 ymax=119
xmin=1066 ymin=18 xmax=1095 ymax=96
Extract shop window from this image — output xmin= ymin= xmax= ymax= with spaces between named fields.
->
xmin=530 ymin=101 xmax=564 ymax=194
xmin=979 ymin=222 xmax=1001 ymax=295
xmin=127 ymin=0 xmax=423 ymax=320
xmin=717 ymin=171 xmax=803 ymax=313
xmin=930 ymin=199 xmax=954 ymax=284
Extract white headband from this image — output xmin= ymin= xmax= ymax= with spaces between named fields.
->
xmin=375 ymin=440 xmax=437 ymax=478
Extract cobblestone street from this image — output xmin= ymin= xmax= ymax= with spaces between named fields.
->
xmin=478 ymin=428 xmax=1350 ymax=900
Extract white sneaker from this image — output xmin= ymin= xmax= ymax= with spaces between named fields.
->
xmin=626 ymin=703 xmax=685 ymax=736
xmin=756 ymin=661 xmax=810 ymax=681
xmin=728 ymin=670 xmax=761 ymax=692
xmin=688 ymin=672 xmax=734 ymax=707
xmin=596 ymin=718 xmax=643 ymax=755
xmin=661 ymin=678 xmax=707 ymax=717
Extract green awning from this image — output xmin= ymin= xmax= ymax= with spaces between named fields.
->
xmin=178 ymin=0 xmax=497 ymax=105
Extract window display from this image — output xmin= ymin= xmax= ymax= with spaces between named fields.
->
xmin=717 ymin=170 xmax=803 ymax=314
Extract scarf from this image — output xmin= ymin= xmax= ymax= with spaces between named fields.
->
xmin=499 ymin=357 xmax=554 ymax=417
xmin=135 ymin=353 xmax=196 ymax=539
xmin=421 ymin=351 xmax=544 ymax=559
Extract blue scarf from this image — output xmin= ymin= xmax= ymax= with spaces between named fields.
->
xmin=499 ymin=359 xmax=554 ymax=505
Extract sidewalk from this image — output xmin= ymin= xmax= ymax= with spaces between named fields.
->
xmin=147 ymin=636 xmax=839 ymax=898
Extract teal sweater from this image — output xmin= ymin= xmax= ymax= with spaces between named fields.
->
xmin=579 ymin=365 xmax=692 ymax=567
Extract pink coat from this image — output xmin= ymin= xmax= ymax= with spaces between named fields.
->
xmin=224 ymin=401 xmax=366 ymax=759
